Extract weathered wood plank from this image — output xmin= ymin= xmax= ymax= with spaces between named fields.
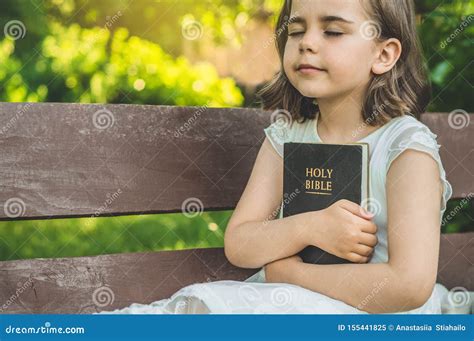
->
xmin=437 ymin=232 xmax=474 ymax=291
xmin=0 ymin=232 xmax=472 ymax=314
xmin=420 ymin=112 xmax=473 ymax=199
xmin=0 ymin=247 xmax=257 ymax=314
xmin=1 ymin=105 xmax=472 ymax=219
xmin=0 ymin=103 xmax=270 ymax=220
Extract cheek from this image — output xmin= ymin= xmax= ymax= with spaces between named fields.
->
xmin=283 ymin=44 xmax=297 ymax=76
xmin=326 ymin=43 xmax=373 ymax=79
xmin=283 ymin=41 xmax=296 ymax=64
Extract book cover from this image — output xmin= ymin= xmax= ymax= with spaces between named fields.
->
xmin=282 ymin=142 xmax=369 ymax=264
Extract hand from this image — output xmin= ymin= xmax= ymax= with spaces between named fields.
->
xmin=264 ymin=254 xmax=303 ymax=283
xmin=303 ymin=199 xmax=378 ymax=263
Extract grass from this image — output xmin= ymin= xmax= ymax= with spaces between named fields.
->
xmin=0 ymin=198 xmax=472 ymax=261
xmin=0 ymin=210 xmax=232 ymax=261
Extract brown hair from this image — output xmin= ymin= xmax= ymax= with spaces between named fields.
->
xmin=257 ymin=0 xmax=431 ymax=126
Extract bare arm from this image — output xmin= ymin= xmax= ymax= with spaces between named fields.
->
xmin=269 ymin=149 xmax=443 ymax=313
xmin=224 ymin=137 xmax=323 ymax=268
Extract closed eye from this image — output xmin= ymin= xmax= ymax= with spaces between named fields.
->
xmin=288 ymin=31 xmax=304 ymax=37
xmin=324 ymin=31 xmax=343 ymax=37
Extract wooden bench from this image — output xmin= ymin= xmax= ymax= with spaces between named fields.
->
xmin=0 ymin=102 xmax=472 ymax=314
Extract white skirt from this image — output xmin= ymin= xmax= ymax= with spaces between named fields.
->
xmin=97 ymin=268 xmax=451 ymax=314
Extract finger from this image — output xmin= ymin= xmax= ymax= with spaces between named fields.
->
xmin=339 ymin=199 xmax=374 ymax=220
xmin=352 ymin=244 xmax=374 ymax=257
xmin=360 ymin=221 xmax=378 ymax=234
xmin=358 ymin=232 xmax=378 ymax=247
xmin=347 ymin=252 xmax=369 ymax=263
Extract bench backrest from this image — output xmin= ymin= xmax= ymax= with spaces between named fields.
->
xmin=0 ymin=103 xmax=472 ymax=221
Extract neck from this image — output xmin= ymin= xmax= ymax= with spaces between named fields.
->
xmin=316 ymin=88 xmax=379 ymax=143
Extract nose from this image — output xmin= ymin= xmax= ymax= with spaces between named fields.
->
xmin=298 ymin=32 xmax=319 ymax=54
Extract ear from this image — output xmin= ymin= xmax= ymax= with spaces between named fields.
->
xmin=371 ymin=38 xmax=402 ymax=75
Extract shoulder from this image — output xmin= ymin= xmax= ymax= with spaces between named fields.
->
xmin=379 ymin=114 xmax=441 ymax=156
xmin=263 ymin=114 xmax=311 ymax=158
xmin=378 ymin=114 xmax=453 ymax=214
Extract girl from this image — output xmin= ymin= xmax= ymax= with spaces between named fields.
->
xmin=102 ymin=0 xmax=453 ymax=314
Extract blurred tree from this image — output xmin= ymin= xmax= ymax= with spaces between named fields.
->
xmin=0 ymin=22 xmax=243 ymax=106
xmin=417 ymin=0 xmax=473 ymax=112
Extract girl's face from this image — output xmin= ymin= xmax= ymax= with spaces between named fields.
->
xmin=283 ymin=0 xmax=378 ymax=100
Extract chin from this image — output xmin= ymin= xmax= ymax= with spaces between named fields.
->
xmin=289 ymin=80 xmax=325 ymax=97
xmin=297 ymin=87 xmax=329 ymax=99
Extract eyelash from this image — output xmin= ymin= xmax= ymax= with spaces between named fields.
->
xmin=287 ymin=31 xmax=343 ymax=37
xmin=324 ymin=31 xmax=343 ymax=37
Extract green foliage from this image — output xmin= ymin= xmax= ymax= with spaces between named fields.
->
xmin=0 ymin=22 xmax=243 ymax=106
xmin=441 ymin=198 xmax=474 ymax=234
xmin=0 ymin=211 xmax=232 ymax=261
xmin=418 ymin=1 xmax=473 ymax=112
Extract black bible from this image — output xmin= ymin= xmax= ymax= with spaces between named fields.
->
xmin=282 ymin=142 xmax=370 ymax=264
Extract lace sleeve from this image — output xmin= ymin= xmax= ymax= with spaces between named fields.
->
xmin=386 ymin=126 xmax=453 ymax=218
xmin=263 ymin=121 xmax=290 ymax=158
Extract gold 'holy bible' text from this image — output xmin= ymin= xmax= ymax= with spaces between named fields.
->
xmin=305 ymin=167 xmax=333 ymax=194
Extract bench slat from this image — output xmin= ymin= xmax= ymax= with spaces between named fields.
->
xmin=1 ymin=105 xmax=472 ymax=220
xmin=0 ymin=247 xmax=256 ymax=314
xmin=1 ymin=232 xmax=472 ymax=314
xmin=0 ymin=103 xmax=268 ymax=220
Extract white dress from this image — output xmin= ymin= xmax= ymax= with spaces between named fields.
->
xmin=99 ymin=113 xmax=453 ymax=314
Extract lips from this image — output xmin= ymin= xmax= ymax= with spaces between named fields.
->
xmin=296 ymin=64 xmax=325 ymax=72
